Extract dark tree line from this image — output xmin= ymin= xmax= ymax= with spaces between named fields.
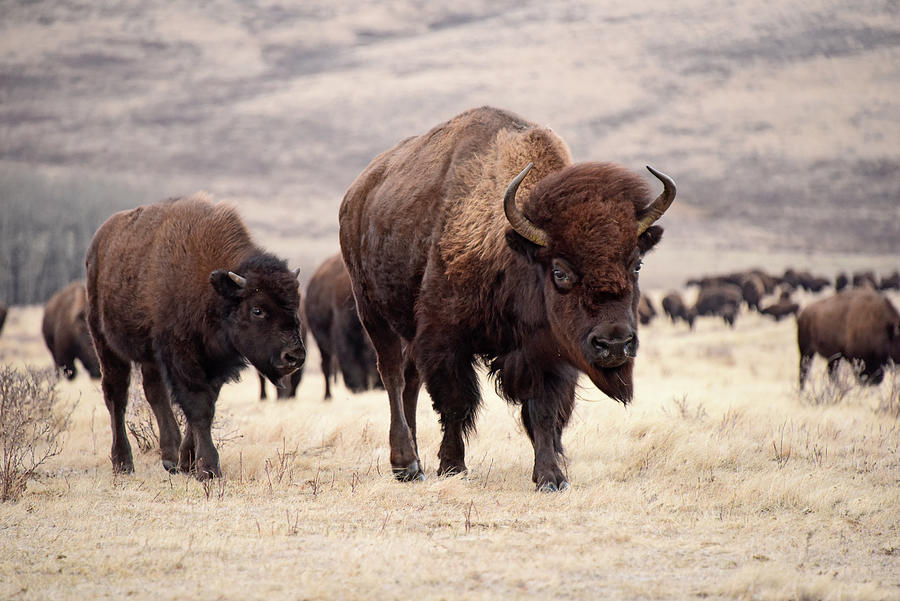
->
xmin=0 ymin=167 xmax=153 ymax=305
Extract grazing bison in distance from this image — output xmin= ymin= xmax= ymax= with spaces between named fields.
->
xmin=879 ymin=270 xmax=900 ymax=291
xmin=42 ymin=281 xmax=101 ymax=380
xmin=305 ymin=253 xmax=380 ymax=401
xmin=258 ymin=299 xmax=308 ymax=400
xmin=694 ymin=283 xmax=743 ymax=327
xmin=797 ymin=289 xmax=900 ymax=389
xmin=661 ymin=292 xmax=695 ymax=329
xmin=339 ymin=106 xmax=676 ymax=490
xmin=86 ymin=194 xmax=306 ymax=478
xmin=759 ymin=291 xmax=800 ymax=321
xmin=638 ymin=294 xmax=657 ymax=325
xmin=834 ymin=272 xmax=849 ymax=292
xmin=740 ymin=273 xmax=766 ymax=311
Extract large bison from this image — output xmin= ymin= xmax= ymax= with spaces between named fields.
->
xmin=257 ymin=299 xmax=308 ymax=400
xmin=42 ymin=281 xmax=101 ymax=380
xmin=339 ymin=107 xmax=675 ymax=490
xmin=661 ymin=291 xmax=695 ymax=329
xmin=797 ymin=289 xmax=900 ymax=389
xmin=86 ymin=194 xmax=306 ymax=478
xmin=305 ymin=253 xmax=380 ymax=401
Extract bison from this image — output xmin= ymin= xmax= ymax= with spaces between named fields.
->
xmin=637 ymin=294 xmax=657 ymax=326
xmin=305 ymin=253 xmax=380 ymax=401
xmin=339 ymin=106 xmax=675 ymax=490
xmin=694 ymin=283 xmax=743 ymax=327
xmin=759 ymin=291 xmax=800 ymax=321
xmin=834 ymin=272 xmax=849 ymax=292
xmin=42 ymin=281 xmax=101 ymax=380
xmin=86 ymin=193 xmax=306 ymax=478
xmin=879 ymin=270 xmax=899 ymax=291
xmin=797 ymin=289 xmax=900 ymax=389
xmin=740 ymin=273 xmax=765 ymax=311
xmin=661 ymin=292 xmax=695 ymax=329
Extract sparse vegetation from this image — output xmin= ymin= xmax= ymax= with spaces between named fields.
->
xmin=0 ymin=365 xmax=72 ymax=502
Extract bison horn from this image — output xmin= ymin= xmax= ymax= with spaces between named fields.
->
xmin=504 ymin=162 xmax=549 ymax=247
xmin=227 ymin=271 xmax=247 ymax=288
xmin=293 ymin=267 xmax=301 ymax=280
xmin=636 ymin=166 xmax=676 ymax=236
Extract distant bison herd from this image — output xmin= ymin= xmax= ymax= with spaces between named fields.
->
xmin=0 ymin=106 xmax=896 ymax=490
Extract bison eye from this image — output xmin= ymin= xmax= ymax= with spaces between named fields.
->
xmin=633 ymin=260 xmax=643 ymax=275
xmin=550 ymin=259 xmax=576 ymax=292
xmin=251 ymin=306 xmax=267 ymax=319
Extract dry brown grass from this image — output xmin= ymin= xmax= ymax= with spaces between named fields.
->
xmin=0 ymin=300 xmax=897 ymax=600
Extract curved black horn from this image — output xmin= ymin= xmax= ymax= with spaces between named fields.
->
xmin=503 ymin=162 xmax=549 ymax=247
xmin=636 ymin=166 xmax=676 ymax=235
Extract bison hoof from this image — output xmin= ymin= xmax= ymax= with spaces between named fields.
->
xmin=537 ymin=480 xmax=569 ymax=493
xmin=162 ymin=459 xmax=178 ymax=474
xmin=112 ymin=462 xmax=134 ymax=475
xmin=392 ymin=461 xmax=426 ymax=482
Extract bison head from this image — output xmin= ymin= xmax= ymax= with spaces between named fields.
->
xmin=504 ymin=162 xmax=674 ymax=402
xmin=210 ymin=255 xmax=306 ymax=385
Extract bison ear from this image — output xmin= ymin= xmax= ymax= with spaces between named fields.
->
xmin=210 ymin=270 xmax=245 ymax=298
xmin=638 ymin=225 xmax=663 ymax=255
xmin=505 ymin=228 xmax=541 ymax=263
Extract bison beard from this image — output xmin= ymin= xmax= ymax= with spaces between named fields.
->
xmin=339 ymin=106 xmax=674 ymax=490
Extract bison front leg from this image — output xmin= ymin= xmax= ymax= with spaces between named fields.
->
xmin=173 ymin=386 xmax=221 ymax=479
xmin=521 ymin=391 xmax=575 ymax=492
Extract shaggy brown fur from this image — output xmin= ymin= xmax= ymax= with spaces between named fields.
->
xmin=41 ymin=281 xmax=101 ymax=380
xmin=305 ymin=253 xmax=380 ymax=401
xmin=86 ymin=193 xmax=305 ymax=478
xmin=797 ymin=289 xmax=900 ymax=389
xmin=339 ymin=106 xmax=672 ymax=490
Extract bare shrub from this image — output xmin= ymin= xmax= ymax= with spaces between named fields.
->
xmin=876 ymin=366 xmax=899 ymax=417
xmin=0 ymin=365 xmax=73 ymax=502
xmin=125 ymin=368 xmax=241 ymax=455
xmin=800 ymin=360 xmax=856 ymax=407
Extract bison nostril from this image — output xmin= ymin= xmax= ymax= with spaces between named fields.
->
xmin=590 ymin=336 xmax=610 ymax=357
xmin=282 ymin=350 xmax=305 ymax=367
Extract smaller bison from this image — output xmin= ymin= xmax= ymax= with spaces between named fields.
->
xmin=694 ymin=283 xmax=743 ymax=327
xmin=852 ymin=270 xmax=878 ymax=289
xmin=661 ymin=292 xmax=695 ymax=329
xmin=42 ymin=281 xmax=101 ymax=380
xmin=305 ymin=253 xmax=380 ymax=400
xmin=86 ymin=194 xmax=306 ymax=478
xmin=759 ymin=291 xmax=799 ymax=321
xmin=797 ymin=289 xmax=900 ymax=389
xmin=637 ymin=294 xmax=657 ymax=325
xmin=879 ymin=270 xmax=899 ymax=291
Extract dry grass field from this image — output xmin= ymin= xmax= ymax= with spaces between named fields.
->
xmin=1 ymin=295 xmax=898 ymax=601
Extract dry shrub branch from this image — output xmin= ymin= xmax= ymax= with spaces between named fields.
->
xmin=0 ymin=365 xmax=73 ymax=502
